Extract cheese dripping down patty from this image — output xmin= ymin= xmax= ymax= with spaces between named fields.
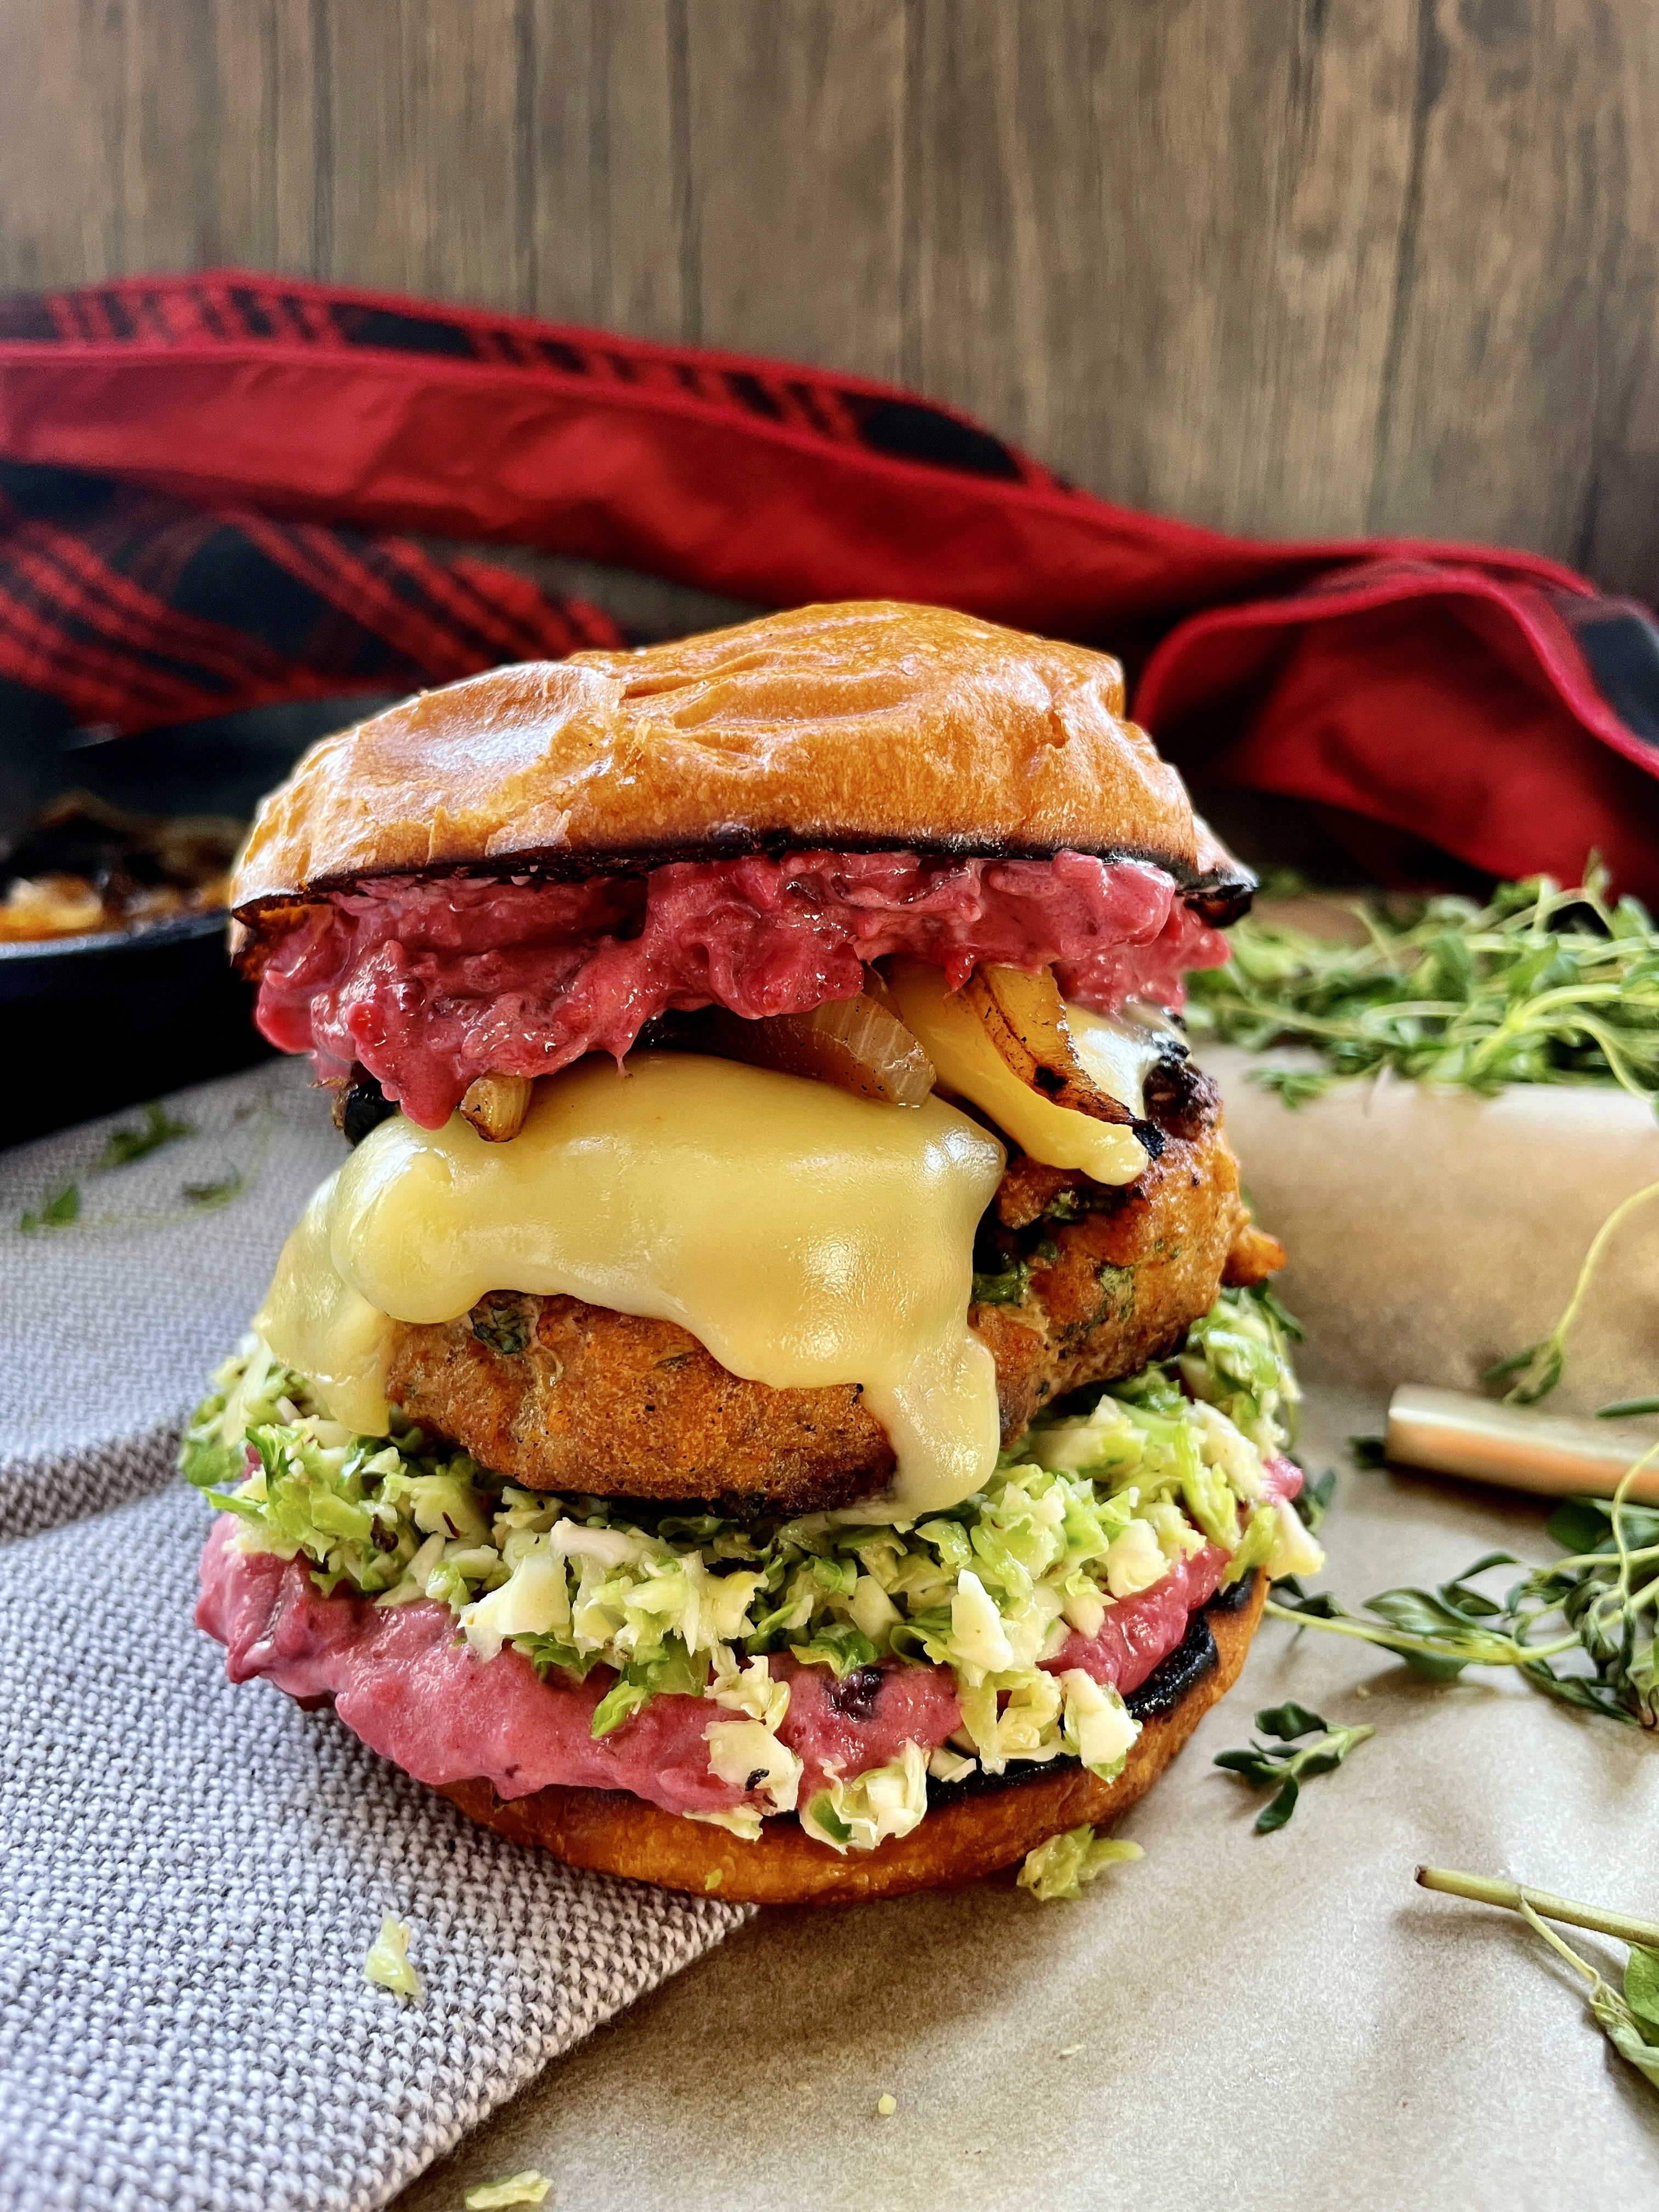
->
xmin=255 ymin=1002 xmax=1178 ymax=1519
xmin=258 ymin=1052 xmax=1005 ymax=1515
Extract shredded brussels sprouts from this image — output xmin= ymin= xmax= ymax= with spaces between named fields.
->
xmin=1018 ymin=1826 xmax=1144 ymax=1902
xmin=363 ymin=1916 xmax=422 ymax=2002
xmin=183 ymin=1288 xmax=1307 ymax=1833
xmin=464 ymin=2172 xmax=552 ymax=2210
xmin=802 ymin=1742 xmax=930 ymax=1854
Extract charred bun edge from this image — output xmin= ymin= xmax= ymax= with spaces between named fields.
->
xmin=435 ymin=1573 xmax=1264 ymax=1906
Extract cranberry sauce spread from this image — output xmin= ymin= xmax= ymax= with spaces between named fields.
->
xmin=195 ymin=1457 xmax=1297 ymax=1824
xmin=254 ymin=850 xmax=1228 ymax=1127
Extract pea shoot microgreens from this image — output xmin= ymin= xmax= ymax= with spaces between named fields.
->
xmin=1267 ymin=1450 xmax=1659 ymax=1727
xmin=1184 ymin=866 xmax=1659 ymax=1111
xmin=1417 ymin=1867 xmax=1659 ymax=2094
xmin=1214 ymin=1701 xmax=1374 ymax=1832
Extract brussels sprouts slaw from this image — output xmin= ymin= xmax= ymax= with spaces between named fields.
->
xmin=183 ymin=1286 xmax=1307 ymax=1849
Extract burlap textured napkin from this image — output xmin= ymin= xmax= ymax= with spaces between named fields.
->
xmin=0 ymin=1068 xmax=751 ymax=2212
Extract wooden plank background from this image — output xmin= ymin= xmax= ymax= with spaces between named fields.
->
xmin=2 ymin=0 xmax=1655 ymax=604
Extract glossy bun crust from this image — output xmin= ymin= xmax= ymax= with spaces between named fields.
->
xmin=437 ymin=1575 xmax=1264 ymax=1905
xmin=231 ymin=601 xmax=1239 ymax=922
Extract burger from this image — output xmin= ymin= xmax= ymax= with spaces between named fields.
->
xmin=185 ymin=600 xmax=1318 ymax=1904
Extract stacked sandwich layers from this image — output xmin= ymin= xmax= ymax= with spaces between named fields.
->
xmin=191 ymin=601 xmax=1316 ymax=1901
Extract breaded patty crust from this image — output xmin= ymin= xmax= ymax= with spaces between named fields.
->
xmin=383 ymin=1088 xmax=1282 ymax=1511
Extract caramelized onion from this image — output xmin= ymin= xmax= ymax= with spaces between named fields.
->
xmin=459 ymin=1070 xmax=534 ymax=1142
xmin=707 ymin=995 xmax=936 ymax=1107
xmin=961 ymin=963 xmax=1141 ymax=1126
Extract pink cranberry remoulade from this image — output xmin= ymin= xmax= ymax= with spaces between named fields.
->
xmin=251 ymin=849 xmax=1229 ymax=1130
xmin=195 ymin=1457 xmax=1301 ymax=1826
xmin=226 ymin=602 xmax=1251 ymax=1128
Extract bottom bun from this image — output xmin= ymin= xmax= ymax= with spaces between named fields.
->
xmin=437 ymin=1573 xmax=1266 ymax=1905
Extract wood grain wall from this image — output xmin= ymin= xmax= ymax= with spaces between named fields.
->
xmin=3 ymin=0 xmax=1656 ymax=603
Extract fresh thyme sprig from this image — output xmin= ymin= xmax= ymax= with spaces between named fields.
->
xmin=1268 ymin=1452 xmax=1659 ymax=1726
xmin=1185 ymin=866 xmax=1659 ymax=1111
xmin=1417 ymin=1867 xmax=1659 ymax=2093
xmin=1214 ymin=1701 xmax=1374 ymax=1832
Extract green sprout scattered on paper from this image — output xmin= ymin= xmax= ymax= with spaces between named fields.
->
xmin=1268 ymin=1450 xmax=1659 ymax=1727
xmin=1482 ymin=1177 xmax=1659 ymax=1406
xmin=1213 ymin=1702 xmax=1373 ymax=1833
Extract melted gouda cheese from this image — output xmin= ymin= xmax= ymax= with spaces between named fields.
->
xmin=257 ymin=1052 xmax=1008 ymax=1515
xmin=885 ymin=960 xmax=1158 ymax=1186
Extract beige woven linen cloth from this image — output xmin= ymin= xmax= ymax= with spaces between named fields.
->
xmin=0 ymin=1061 xmax=749 ymax=2212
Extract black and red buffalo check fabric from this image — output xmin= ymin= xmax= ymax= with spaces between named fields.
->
xmin=1 ymin=270 xmax=1656 ymax=895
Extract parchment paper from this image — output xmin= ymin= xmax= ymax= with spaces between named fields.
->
xmin=1207 ymin=1045 xmax=1659 ymax=1420
xmin=390 ymin=1063 xmax=1659 ymax=2212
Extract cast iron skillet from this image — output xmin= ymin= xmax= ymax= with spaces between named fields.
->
xmin=0 ymin=697 xmax=398 ymax=1151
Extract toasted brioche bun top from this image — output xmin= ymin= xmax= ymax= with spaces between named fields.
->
xmin=232 ymin=601 xmax=1237 ymax=919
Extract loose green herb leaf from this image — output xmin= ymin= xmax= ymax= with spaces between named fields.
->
xmin=1624 ymin=1945 xmax=1659 ymax=2041
xmin=1293 ymin=1468 xmax=1336 ymax=1533
xmin=1586 ymin=1974 xmax=1659 ymax=2087
xmin=1600 ymin=1397 xmax=1659 ymax=1420
xmin=1253 ymin=1066 xmax=1335 ymax=1110
xmin=15 ymin=1095 xmax=266 ymax=1237
xmin=1186 ymin=866 xmax=1659 ymax=1110
xmin=1253 ymin=1700 xmax=1328 ymax=1739
xmin=1349 ymin=1435 xmax=1387 ymax=1470
xmin=1515 ymin=1899 xmax=1659 ymax=2091
xmin=1269 ymin=1453 xmax=1659 ymax=1722
xmin=1214 ymin=1703 xmax=1374 ymax=1832
xmin=93 ymin=1100 xmax=195 ymax=1171
xmin=1482 ymin=1177 xmax=1659 ymax=1405
xmin=180 ymin=1168 xmax=245 ymax=1210
xmin=18 ymin=1182 xmax=81 ymax=1233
